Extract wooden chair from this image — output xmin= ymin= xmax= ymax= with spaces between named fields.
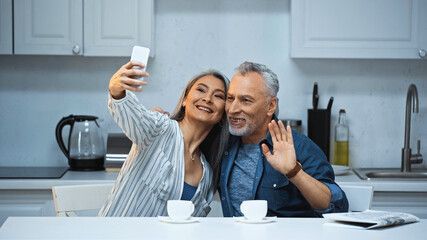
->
xmin=341 ymin=185 xmax=374 ymax=212
xmin=52 ymin=183 xmax=114 ymax=217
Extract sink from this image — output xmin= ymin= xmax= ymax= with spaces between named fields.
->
xmin=354 ymin=168 xmax=427 ymax=180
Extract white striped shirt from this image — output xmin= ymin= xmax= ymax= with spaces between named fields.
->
xmin=98 ymin=91 xmax=213 ymax=217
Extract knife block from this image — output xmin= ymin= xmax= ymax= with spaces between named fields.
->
xmin=307 ymin=109 xmax=331 ymax=161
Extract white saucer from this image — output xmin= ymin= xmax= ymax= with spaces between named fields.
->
xmin=233 ymin=216 xmax=277 ymax=224
xmin=331 ymin=165 xmax=351 ymax=175
xmin=158 ymin=216 xmax=198 ymax=224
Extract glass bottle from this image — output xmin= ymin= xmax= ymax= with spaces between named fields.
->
xmin=334 ymin=109 xmax=349 ymax=166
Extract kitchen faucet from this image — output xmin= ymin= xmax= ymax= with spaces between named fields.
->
xmin=401 ymin=84 xmax=423 ymax=172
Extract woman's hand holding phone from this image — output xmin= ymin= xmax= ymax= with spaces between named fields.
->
xmin=109 ymin=46 xmax=151 ymax=100
xmin=109 ymin=61 xmax=149 ymax=99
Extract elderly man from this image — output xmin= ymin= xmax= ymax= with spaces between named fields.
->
xmin=218 ymin=62 xmax=348 ymax=217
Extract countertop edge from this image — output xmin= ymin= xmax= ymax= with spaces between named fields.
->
xmin=1 ymin=171 xmax=427 ymax=192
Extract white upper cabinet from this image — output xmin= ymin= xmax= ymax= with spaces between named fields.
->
xmin=0 ymin=0 xmax=13 ymax=54
xmin=13 ymin=0 xmax=154 ymax=56
xmin=84 ymin=0 xmax=154 ymax=57
xmin=291 ymin=0 xmax=427 ymax=59
xmin=14 ymin=0 xmax=83 ymax=55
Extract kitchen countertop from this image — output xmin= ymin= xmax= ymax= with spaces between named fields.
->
xmin=0 ymin=169 xmax=426 ymax=192
xmin=0 ymin=170 xmax=118 ymax=190
xmin=333 ymin=170 xmax=427 ymax=192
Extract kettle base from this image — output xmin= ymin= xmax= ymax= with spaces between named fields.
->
xmin=69 ymin=157 xmax=105 ymax=171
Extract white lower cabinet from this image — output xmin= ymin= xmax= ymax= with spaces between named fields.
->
xmin=0 ymin=190 xmax=55 ymax=226
xmin=371 ymin=191 xmax=427 ymax=219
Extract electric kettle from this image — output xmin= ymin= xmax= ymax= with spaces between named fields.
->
xmin=55 ymin=115 xmax=105 ymax=171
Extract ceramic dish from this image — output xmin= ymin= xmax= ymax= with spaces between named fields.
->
xmin=158 ymin=216 xmax=198 ymax=224
xmin=233 ymin=216 xmax=277 ymax=224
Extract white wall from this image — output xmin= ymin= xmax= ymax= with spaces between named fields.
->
xmin=0 ymin=0 xmax=426 ymax=169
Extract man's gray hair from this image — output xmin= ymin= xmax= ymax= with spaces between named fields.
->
xmin=235 ymin=61 xmax=279 ymax=97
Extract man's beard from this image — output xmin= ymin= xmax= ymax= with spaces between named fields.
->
xmin=228 ymin=121 xmax=256 ymax=137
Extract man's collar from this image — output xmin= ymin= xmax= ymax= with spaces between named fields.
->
xmin=260 ymin=114 xmax=278 ymax=147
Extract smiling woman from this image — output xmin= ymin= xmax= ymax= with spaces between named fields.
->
xmin=171 ymin=72 xmax=229 ymax=187
xmin=99 ymin=62 xmax=229 ymax=217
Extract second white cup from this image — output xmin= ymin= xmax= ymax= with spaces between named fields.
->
xmin=167 ymin=200 xmax=194 ymax=220
xmin=240 ymin=200 xmax=267 ymax=220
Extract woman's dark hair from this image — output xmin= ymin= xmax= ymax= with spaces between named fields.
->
xmin=170 ymin=70 xmax=229 ymax=191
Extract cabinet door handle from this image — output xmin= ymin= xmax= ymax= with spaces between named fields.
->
xmin=72 ymin=45 xmax=81 ymax=55
xmin=419 ymin=49 xmax=426 ymax=59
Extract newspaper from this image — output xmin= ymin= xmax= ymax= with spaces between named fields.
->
xmin=323 ymin=210 xmax=420 ymax=229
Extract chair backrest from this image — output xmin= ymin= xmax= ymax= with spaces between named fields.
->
xmin=340 ymin=185 xmax=374 ymax=212
xmin=52 ymin=183 xmax=114 ymax=217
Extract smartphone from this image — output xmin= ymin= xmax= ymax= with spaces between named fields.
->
xmin=130 ymin=46 xmax=150 ymax=88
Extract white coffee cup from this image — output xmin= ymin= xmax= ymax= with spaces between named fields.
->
xmin=240 ymin=200 xmax=267 ymax=220
xmin=167 ymin=200 xmax=194 ymax=220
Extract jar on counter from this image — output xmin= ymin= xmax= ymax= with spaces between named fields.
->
xmin=281 ymin=119 xmax=302 ymax=134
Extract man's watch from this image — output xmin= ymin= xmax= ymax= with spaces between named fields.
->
xmin=285 ymin=161 xmax=302 ymax=179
